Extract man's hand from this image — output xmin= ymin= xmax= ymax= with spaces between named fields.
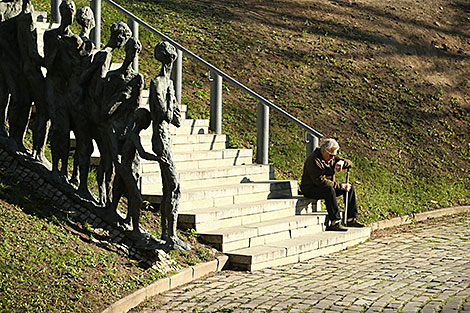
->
xmin=341 ymin=183 xmax=351 ymax=192
xmin=335 ymin=160 xmax=344 ymax=172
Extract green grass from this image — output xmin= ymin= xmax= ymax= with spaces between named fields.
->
xmin=344 ymin=154 xmax=469 ymax=223
xmin=0 ymin=174 xmax=161 ymax=312
xmin=0 ymin=168 xmax=216 ymax=312
xmin=1 ymin=204 xmax=123 ymax=312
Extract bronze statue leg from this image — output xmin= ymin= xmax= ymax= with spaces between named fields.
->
xmin=159 ymin=156 xmax=181 ymax=243
xmin=0 ymin=70 xmax=9 ymax=137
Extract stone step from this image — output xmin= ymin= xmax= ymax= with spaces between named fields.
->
xmin=143 ymin=180 xmax=298 ymax=209
xmin=72 ymin=142 xmax=251 ymax=172
xmin=36 ymin=22 xmax=58 ymax=57
xmin=138 ymin=88 xmax=192 ymax=119
xmin=177 ymin=180 xmax=298 ymax=207
xmin=137 ymin=89 xmax=189 ymax=111
xmin=140 ymin=118 xmax=208 ymax=136
xmin=108 ymin=62 xmax=122 ymax=71
xmin=33 ymin=11 xmax=47 ymax=22
xmin=139 ymin=101 xmax=188 ymax=120
xmin=140 ymin=164 xmax=273 ymax=192
xmin=143 ymin=133 xmax=225 ymax=146
xmin=199 ymin=214 xmax=326 ymax=253
xmin=36 ymin=22 xmax=58 ymax=31
xmin=140 ymin=148 xmax=253 ymax=173
xmin=142 ymin=134 xmax=228 ymax=153
xmin=177 ymin=197 xmax=316 ymax=233
xmin=72 ymin=133 xmax=229 ymax=165
xmin=141 ymin=89 xmax=150 ymax=98
xmin=227 ymin=227 xmax=371 ymax=271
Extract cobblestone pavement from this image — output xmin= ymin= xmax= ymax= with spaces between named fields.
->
xmin=137 ymin=213 xmax=470 ymax=313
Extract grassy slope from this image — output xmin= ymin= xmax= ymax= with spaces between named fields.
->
xmin=0 ymin=170 xmax=215 ymax=312
xmin=0 ymin=174 xmax=160 ymax=312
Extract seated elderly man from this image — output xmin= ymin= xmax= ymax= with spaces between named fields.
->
xmin=300 ymin=138 xmax=364 ymax=231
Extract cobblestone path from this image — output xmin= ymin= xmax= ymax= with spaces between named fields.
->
xmin=137 ymin=213 xmax=470 ymax=313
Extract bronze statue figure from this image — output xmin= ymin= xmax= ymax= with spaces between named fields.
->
xmin=80 ymin=21 xmax=132 ymax=206
xmin=0 ymin=0 xmax=37 ymax=153
xmin=68 ymin=5 xmax=95 ymax=198
xmin=17 ymin=11 xmax=50 ymax=165
xmin=149 ymin=41 xmax=190 ymax=250
xmin=43 ymin=0 xmax=81 ymax=179
xmin=109 ymin=108 xmax=161 ymax=236
xmin=102 ymin=37 xmax=144 ymax=160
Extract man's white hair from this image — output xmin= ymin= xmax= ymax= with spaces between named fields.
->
xmin=320 ymin=138 xmax=339 ymax=152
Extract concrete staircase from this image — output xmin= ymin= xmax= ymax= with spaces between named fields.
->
xmin=137 ymin=92 xmax=371 ymax=271
xmin=35 ymin=20 xmax=371 ymax=271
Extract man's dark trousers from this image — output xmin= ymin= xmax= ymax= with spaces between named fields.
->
xmin=301 ymin=185 xmax=358 ymax=222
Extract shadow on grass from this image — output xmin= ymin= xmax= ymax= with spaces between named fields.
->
xmin=0 ymin=168 xmax=142 ymax=264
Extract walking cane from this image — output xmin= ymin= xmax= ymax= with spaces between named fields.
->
xmin=343 ymin=168 xmax=350 ymax=226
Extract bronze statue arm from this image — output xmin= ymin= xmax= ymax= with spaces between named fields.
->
xmin=171 ymin=104 xmax=181 ymax=128
xmin=27 ymin=29 xmax=45 ymax=67
xmin=129 ymin=133 xmax=165 ymax=162
xmin=79 ymin=52 xmax=104 ymax=84
xmin=43 ymin=33 xmax=59 ymax=70
xmin=167 ymin=83 xmax=181 ymax=127
xmin=104 ymin=85 xmax=134 ymax=117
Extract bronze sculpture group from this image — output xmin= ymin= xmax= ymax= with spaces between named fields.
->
xmin=0 ymin=0 xmax=190 ymax=250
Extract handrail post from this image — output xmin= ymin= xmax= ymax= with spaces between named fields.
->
xmin=51 ymin=0 xmax=60 ymax=23
xmin=209 ymin=70 xmax=222 ymax=134
xmin=306 ymin=132 xmax=319 ymax=157
xmin=256 ymin=102 xmax=269 ymax=165
xmin=90 ymin=0 xmax=102 ymax=50
xmin=127 ymin=17 xmax=139 ymax=72
xmin=170 ymin=49 xmax=182 ymax=104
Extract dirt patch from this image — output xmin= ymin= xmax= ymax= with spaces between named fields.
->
xmin=224 ymin=0 xmax=470 ymax=96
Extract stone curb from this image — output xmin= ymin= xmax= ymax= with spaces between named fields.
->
xmin=101 ymin=255 xmax=229 ymax=313
xmin=369 ymin=205 xmax=470 ymax=231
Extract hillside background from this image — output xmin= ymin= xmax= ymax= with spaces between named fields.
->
xmin=34 ymin=0 xmax=469 ymax=223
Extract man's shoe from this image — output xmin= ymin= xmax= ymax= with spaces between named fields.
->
xmin=347 ymin=219 xmax=365 ymax=228
xmin=326 ymin=223 xmax=348 ymax=231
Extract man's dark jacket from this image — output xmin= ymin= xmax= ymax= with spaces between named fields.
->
xmin=300 ymin=147 xmax=353 ymax=193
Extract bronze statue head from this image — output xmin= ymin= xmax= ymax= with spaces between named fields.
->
xmin=125 ymin=37 xmax=142 ymax=59
xmin=133 ymin=108 xmax=151 ymax=131
xmin=154 ymin=41 xmax=177 ymax=65
xmin=108 ymin=21 xmax=132 ymax=49
xmin=76 ymin=6 xmax=95 ymax=36
xmin=59 ymin=0 xmax=76 ymax=27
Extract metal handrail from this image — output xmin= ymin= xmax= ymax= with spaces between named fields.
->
xmin=102 ymin=0 xmax=323 ymax=139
